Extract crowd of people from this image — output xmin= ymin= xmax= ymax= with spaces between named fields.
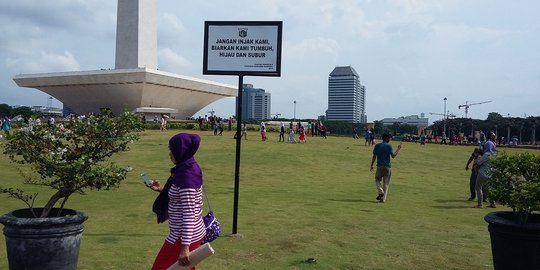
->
xmin=196 ymin=115 xmax=234 ymax=135
xmin=399 ymin=129 xmax=516 ymax=148
xmin=257 ymin=120 xmax=328 ymax=143
xmin=206 ymin=120 xmax=331 ymax=143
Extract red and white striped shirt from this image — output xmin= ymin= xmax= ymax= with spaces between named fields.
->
xmin=166 ymin=184 xmax=206 ymax=245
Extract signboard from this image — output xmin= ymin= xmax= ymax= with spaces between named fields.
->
xmin=203 ymin=21 xmax=282 ymax=76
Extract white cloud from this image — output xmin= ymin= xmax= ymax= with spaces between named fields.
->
xmin=430 ymin=23 xmax=505 ymax=48
xmin=6 ymin=50 xmax=80 ymax=73
xmin=0 ymin=1 xmax=115 ymax=35
xmin=391 ymin=0 xmax=446 ymax=15
xmin=161 ymin=13 xmax=186 ymax=33
xmin=1 ymin=0 xmax=539 ymax=120
xmin=285 ymin=37 xmax=339 ymax=60
xmin=157 ymin=48 xmax=192 ymax=72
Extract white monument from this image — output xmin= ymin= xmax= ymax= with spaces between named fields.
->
xmin=115 ymin=0 xmax=157 ymax=70
xmin=13 ymin=0 xmax=236 ymax=118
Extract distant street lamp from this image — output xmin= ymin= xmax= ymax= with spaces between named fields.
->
xmin=293 ymin=100 xmax=297 ymax=120
xmin=507 ymin=113 xmax=511 ymax=144
xmin=443 ymin=97 xmax=447 ymax=137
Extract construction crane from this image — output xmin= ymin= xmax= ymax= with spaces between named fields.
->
xmin=429 ymin=112 xmax=456 ymax=119
xmin=458 ymin=101 xmax=492 ymax=118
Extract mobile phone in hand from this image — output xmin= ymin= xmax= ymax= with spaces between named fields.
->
xmin=141 ymin=173 xmax=152 ymax=187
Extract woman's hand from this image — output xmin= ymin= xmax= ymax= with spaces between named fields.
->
xmin=178 ymin=245 xmax=190 ymax=266
xmin=150 ymin=180 xmax=162 ymax=192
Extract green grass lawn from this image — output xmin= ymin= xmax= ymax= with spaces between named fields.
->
xmin=0 ymin=130 xmax=536 ymax=269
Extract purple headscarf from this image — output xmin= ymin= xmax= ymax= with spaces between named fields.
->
xmin=168 ymin=133 xmax=203 ymax=188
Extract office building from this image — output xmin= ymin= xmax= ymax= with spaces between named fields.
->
xmin=381 ymin=114 xmax=429 ymax=128
xmin=327 ymin=66 xmax=366 ymax=123
xmin=240 ymin=84 xmax=271 ymax=120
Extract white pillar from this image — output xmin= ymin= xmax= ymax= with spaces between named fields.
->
xmin=115 ymin=0 xmax=157 ymax=70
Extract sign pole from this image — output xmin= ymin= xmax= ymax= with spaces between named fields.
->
xmin=232 ymin=74 xmax=244 ymax=235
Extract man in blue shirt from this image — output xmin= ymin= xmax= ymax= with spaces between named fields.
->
xmin=370 ymin=133 xmax=402 ymax=203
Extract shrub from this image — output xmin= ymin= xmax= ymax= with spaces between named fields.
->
xmin=1 ymin=112 xmax=144 ymax=218
xmin=489 ymin=151 xmax=540 ymax=223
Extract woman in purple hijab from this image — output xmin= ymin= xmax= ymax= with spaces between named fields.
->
xmin=150 ymin=133 xmax=206 ymax=270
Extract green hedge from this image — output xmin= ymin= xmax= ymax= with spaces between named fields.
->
xmin=144 ymin=122 xmax=199 ymax=130
xmin=323 ymin=121 xmax=366 ymax=136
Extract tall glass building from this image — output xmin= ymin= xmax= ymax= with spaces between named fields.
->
xmin=327 ymin=66 xmax=366 ymax=123
xmin=239 ymin=84 xmax=271 ymax=120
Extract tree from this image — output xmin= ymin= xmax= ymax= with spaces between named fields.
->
xmin=391 ymin=122 xmax=400 ymax=136
xmin=427 ymin=113 xmax=539 ymax=144
xmin=373 ymin=120 xmax=385 ymax=135
xmin=12 ymin=106 xmax=35 ymax=121
xmin=323 ymin=121 xmax=365 ymax=135
xmin=486 ymin=114 xmax=505 ymax=138
xmin=487 ymin=112 xmax=504 ymax=122
xmin=521 ymin=116 xmax=539 ymax=143
xmin=398 ymin=124 xmax=418 ymax=135
xmin=431 ymin=120 xmax=444 ymax=136
xmin=0 ymin=103 xmax=12 ymax=117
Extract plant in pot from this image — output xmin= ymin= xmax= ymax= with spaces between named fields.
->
xmin=484 ymin=151 xmax=540 ymax=270
xmin=0 ymin=112 xmax=144 ymax=270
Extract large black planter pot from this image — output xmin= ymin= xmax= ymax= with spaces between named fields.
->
xmin=484 ymin=211 xmax=540 ymax=270
xmin=0 ymin=208 xmax=88 ymax=270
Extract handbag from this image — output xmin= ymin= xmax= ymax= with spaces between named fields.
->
xmin=202 ymin=192 xmax=221 ymax=244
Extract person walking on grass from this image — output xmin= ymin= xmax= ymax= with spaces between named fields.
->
xmin=279 ymin=122 xmax=285 ymax=142
xmin=260 ymin=122 xmax=267 ymax=141
xmin=149 ymin=133 xmax=206 ymax=270
xmin=2 ymin=116 xmax=11 ymax=137
xmin=299 ymin=125 xmax=306 ymax=143
xmin=319 ymin=123 xmax=327 ymax=139
xmin=242 ymin=123 xmax=247 ymax=140
xmin=218 ymin=119 xmax=224 ymax=136
xmin=465 ymin=148 xmax=483 ymax=201
xmin=420 ymin=130 xmax=426 ymax=145
xmin=234 ymin=123 xmax=247 ymax=140
xmin=370 ymin=133 xmax=402 ymax=203
xmin=160 ymin=115 xmax=168 ymax=132
xmin=473 ymin=134 xmax=497 ymax=209
xmin=364 ymin=128 xmax=371 ymax=146
xmin=287 ymin=125 xmax=296 ymax=143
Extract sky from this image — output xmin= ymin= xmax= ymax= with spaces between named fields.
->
xmin=0 ymin=0 xmax=539 ymax=122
